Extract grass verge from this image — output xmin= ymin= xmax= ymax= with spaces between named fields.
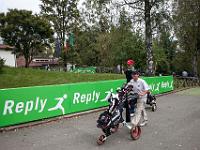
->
xmin=0 ymin=67 xmax=124 ymax=89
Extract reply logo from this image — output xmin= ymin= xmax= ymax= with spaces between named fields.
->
xmin=73 ymin=90 xmax=101 ymax=104
xmin=1 ymin=90 xmax=110 ymax=116
xmin=2 ymin=95 xmax=68 ymax=116
xmin=149 ymin=81 xmax=173 ymax=92
xmin=48 ymin=94 xmax=67 ymax=115
xmin=2 ymin=97 xmax=47 ymax=115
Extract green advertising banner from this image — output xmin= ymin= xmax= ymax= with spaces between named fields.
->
xmin=70 ymin=67 xmax=96 ymax=74
xmin=0 ymin=76 xmax=173 ymax=128
xmin=142 ymin=76 xmax=174 ymax=95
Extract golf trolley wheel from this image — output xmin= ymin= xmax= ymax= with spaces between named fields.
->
xmin=152 ymin=104 xmax=157 ymax=112
xmin=130 ymin=126 xmax=141 ymax=140
xmin=97 ymin=135 xmax=106 ymax=145
xmin=110 ymin=124 xmax=119 ymax=133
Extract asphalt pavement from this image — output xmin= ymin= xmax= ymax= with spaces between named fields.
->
xmin=0 ymin=88 xmax=200 ymax=150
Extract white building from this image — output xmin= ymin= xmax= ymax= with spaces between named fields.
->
xmin=0 ymin=44 xmax=16 ymax=67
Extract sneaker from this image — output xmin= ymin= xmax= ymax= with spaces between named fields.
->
xmin=121 ymin=121 xmax=132 ymax=129
xmin=139 ymin=120 xmax=148 ymax=127
xmin=126 ymin=123 xmax=132 ymax=130
xmin=121 ymin=120 xmax=126 ymax=126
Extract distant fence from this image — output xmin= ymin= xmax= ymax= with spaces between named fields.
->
xmin=174 ymin=77 xmax=200 ymax=89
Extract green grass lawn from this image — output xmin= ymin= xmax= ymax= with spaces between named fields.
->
xmin=0 ymin=67 xmax=124 ymax=89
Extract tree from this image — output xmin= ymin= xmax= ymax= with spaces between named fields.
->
xmin=116 ymin=0 xmax=170 ymax=76
xmin=40 ymin=0 xmax=80 ymax=70
xmin=172 ymin=51 xmax=192 ymax=75
xmin=174 ymin=0 xmax=200 ymax=77
xmin=75 ymin=28 xmax=100 ymax=66
xmin=40 ymin=0 xmax=80 ymax=52
xmin=95 ymin=32 xmax=113 ymax=67
xmin=0 ymin=9 xmax=54 ymax=67
xmin=75 ymin=0 xmax=112 ymax=67
xmin=157 ymin=30 xmax=177 ymax=72
xmin=77 ymin=7 xmax=145 ymax=71
xmin=110 ymin=9 xmax=145 ymax=72
xmin=153 ymin=39 xmax=170 ymax=75
xmin=83 ymin=0 xmax=112 ymax=31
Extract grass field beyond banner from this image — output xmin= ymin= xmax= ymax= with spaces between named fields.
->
xmin=0 ymin=67 xmax=124 ymax=89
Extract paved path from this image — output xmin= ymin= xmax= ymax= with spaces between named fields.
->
xmin=0 ymin=88 xmax=200 ymax=150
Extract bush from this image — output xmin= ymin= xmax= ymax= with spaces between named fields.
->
xmin=0 ymin=57 xmax=5 ymax=73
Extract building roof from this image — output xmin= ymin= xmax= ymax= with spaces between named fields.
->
xmin=17 ymin=56 xmax=59 ymax=67
xmin=0 ymin=44 xmax=14 ymax=50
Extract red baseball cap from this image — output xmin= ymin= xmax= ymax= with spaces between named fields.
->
xmin=127 ymin=59 xmax=135 ymax=65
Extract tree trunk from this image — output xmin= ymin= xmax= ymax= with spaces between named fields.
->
xmin=62 ymin=4 xmax=65 ymax=52
xmin=192 ymin=52 xmax=198 ymax=77
xmin=145 ymin=0 xmax=154 ymax=76
xmin=25 ymin=57 xmax=29 ymax=68
xmin=24 ymin=48 xmax=30 ymax=68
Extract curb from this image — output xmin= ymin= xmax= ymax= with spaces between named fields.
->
xmin=0 ymin=107 xmax=107 ymax=132
xmin=0 ymin=87 xmax=195 ymax=132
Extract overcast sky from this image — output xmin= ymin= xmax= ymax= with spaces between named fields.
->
xmin=0 ymin=0 xmax=42 ymax=13
xmin=0 ymin=0 xmax=85 ymax=14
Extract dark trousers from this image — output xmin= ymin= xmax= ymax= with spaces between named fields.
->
xmin=125 ymin=99 xmax=137 ymax=122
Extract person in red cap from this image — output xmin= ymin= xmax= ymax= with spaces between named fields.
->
xmin=125 ymin=59 xmax=135 ymax=83
xmin=124 ymin=59 xmax=136 ymax=122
